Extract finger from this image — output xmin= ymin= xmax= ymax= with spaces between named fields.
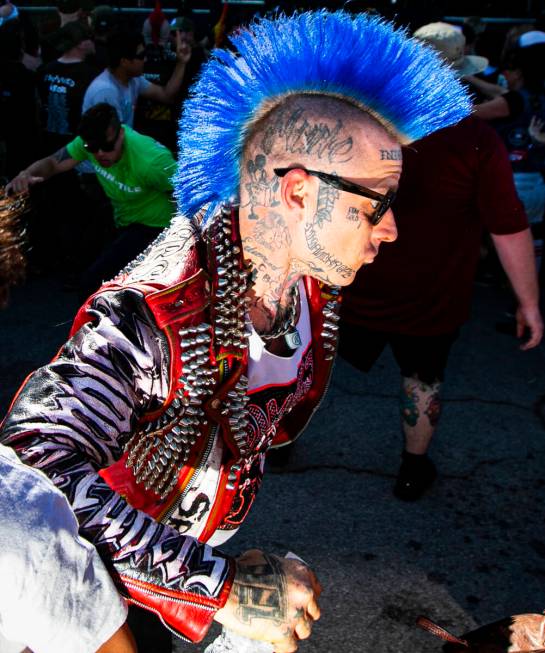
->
xmin=521 ymin=327 xmax=541 ymax=350
xmin=294 ymin=615 xmax=312 ymax=640
xmin=516 ymin=316 xmax=525 ymax=339
xmin=273 ymin=634 xmax=298 ymax=653
xmin=306 ymin=597 xmax=321 ymax=621
xmin=176 ymin=29 xmax=181 ymax=48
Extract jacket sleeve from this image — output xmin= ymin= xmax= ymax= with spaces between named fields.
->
xmin=0 ymin=288 xmax=234 ymax=643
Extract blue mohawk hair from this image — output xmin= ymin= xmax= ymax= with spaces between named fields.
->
xmin=175 ymin=10 xmax=471 ymax=219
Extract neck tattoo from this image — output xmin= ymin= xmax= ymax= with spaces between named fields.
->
xmin=256 ymin=282 xmax=301 ymax=350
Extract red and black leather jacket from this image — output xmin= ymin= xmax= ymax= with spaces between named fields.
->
xmin=0 ymin=206 xmax=340 ymax=642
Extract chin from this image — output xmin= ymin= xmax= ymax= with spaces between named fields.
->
xmin=336 ymin=271 xmax=357 ymax=287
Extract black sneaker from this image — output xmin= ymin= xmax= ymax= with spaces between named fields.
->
xmin=393 ymin=452 xmax=437 ymax=501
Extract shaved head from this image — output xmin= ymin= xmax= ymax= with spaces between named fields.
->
xmin=243 ymin=94 xmax=392 ymax=174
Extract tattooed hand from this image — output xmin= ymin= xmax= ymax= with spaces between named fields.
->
xmin=215 ymin=549 xmax=322 ymax=652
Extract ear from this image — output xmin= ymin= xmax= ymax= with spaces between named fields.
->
xmin=279 ymin=168 xmax=312 ymax=211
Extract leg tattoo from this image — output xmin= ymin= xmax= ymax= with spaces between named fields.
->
xmin=400 ymin=376 xmax=442 ymax=454
xmin=401 ymin=383 xmax=420 ymax=427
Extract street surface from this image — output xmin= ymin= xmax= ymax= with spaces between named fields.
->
xmin=1 ymin=277 xmax=544 ymax=653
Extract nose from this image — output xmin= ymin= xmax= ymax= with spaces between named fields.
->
xmin=374 ymin=209 xmax=397 ymax=243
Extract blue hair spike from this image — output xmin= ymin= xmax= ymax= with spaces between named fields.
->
xmin=175 ymin=10 xmax=471 ymax=219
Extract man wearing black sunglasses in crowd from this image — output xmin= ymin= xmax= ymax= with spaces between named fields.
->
xmin=6 ymin=102 xmax=176 ymax=297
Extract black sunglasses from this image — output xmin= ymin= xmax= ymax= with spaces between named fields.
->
xmin=274 ymin=167 xmax=396 ymax=226
xmin=83 ymin=126 xmax=121 ymax=154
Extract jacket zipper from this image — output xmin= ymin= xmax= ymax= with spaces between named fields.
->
xmin=161 ymin=424 xmax=218 ymax=524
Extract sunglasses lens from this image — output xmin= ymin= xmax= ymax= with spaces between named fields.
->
xmin=83 ymin=129 xmax=119 ymax=154
xmin=373 ymin=192 xmax=395 ymax=225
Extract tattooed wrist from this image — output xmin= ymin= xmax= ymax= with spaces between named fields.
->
xmin=233 ymin=553 xmax=288 ymax=626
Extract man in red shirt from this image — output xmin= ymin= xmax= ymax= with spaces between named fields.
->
xmin=340 ymin=28 xmax=543 ymax=500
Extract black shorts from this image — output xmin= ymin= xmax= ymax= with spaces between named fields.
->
xmin=338 ymin=322 xmax=460 ymax=385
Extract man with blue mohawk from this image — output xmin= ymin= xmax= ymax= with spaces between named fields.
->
xmin=1 ymin=10 xmax=478 ymax=653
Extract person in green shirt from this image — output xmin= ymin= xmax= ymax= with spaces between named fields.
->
xmin=6 ymin=102 xmax=176 ymax=297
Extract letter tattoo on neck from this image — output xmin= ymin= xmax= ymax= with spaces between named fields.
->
xmin=304 ymin=223 xmax=354 ymax=279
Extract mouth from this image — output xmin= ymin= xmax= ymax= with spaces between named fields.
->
xmin=362 ymin=248 xmax=378 ymax=265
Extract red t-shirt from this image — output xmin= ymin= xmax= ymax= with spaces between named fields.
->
xmin=341 ymin=116 xmax=528 ymax=335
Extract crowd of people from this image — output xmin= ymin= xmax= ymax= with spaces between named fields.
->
xmin=0 ymin=2 xmax=545 ymax=653
xmin=0 ymin=0 xmax=216 ymax=299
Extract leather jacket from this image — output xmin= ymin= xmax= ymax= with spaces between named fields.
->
xmin=0 ymin=205 xmax=341 ymax=642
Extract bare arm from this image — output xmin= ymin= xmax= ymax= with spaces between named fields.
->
xmin=472 ymin=95 xmax=511 ymax=120
xmin=6 ymin=147 xmax=79 ymax=195
xmin=96 ymin=622 xmax=137 ymax=653
xmin=141 ymin=31 xmax=191 ymax=104
xmin=491 ymin=228 xmax=543 ymax=349
xmin=465 ymin=75 xmax=507 ymax=99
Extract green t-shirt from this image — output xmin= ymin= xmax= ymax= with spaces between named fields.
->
xmin=67 ymin=126 xmax=176 ymax=229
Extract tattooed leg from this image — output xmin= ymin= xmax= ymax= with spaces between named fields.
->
xmin=400 ymin=376 xmax=442 ymax=455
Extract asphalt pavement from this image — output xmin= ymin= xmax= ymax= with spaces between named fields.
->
xmin=1 ymin=277 xmax=544 ymax=653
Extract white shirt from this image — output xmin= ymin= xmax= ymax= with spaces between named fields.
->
xmin=82 ymin=70 xmax=151 ymax=127
xmin=0 ymin=444 xmax=127 ymax=653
